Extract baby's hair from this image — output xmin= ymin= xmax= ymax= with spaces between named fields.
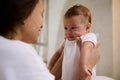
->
xmin=64 ymin=4 xmax=91 ymax=23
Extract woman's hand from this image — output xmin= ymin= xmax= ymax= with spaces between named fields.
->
xmin=48 ymin=40 xmax=65 ymax=71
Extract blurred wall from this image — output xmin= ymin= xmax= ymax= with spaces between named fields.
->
xmin=47 ymin=0 xmax=66 ymax=61
xmin=112 ymin=0 xmax=120 ymax=80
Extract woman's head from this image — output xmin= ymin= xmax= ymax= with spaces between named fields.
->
xmin=0 ymin=0 xmax=44 ymax=43
xmin=64 ymin=4 xmax=91 ymax=40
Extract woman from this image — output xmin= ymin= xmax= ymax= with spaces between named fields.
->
xmin=0 ymin=0 xmax=54 ymax=80
xmin=0 ymin=0 xmax=100 ymax=80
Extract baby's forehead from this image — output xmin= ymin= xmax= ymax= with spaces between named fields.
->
xmin=65 ymin=15 xmax=86 ymax=21
xmin=64 ymin=15 xmax=86 ymax=25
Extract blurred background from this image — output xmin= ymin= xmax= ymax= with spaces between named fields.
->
xmin=34 ymin=0 xmax=120 ymax=80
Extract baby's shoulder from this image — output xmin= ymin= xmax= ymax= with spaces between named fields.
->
xmin=81 ymin=33 xmax=97 ymax=45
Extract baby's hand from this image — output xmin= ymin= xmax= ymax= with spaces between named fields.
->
xmin=79 ymin=64 xmax=91 ymax=80
xmin=74 ymin=36 xmax=82 ymax=49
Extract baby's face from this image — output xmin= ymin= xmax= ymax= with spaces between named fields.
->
xmin=64 ymin=15 xmax=88 ymax=41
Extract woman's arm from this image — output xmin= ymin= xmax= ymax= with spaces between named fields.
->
xmin=48 ymin=45 xmax=64 ymax=71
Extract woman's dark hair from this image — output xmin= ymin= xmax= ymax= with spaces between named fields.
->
xmin=0 ymin=0 xmax=39 ymax=35
xmin=64 ymin=4 xmax=91 ymax=24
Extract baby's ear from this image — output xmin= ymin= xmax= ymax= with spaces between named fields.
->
xmin=86 ymin=23 xmax=91 ymax=32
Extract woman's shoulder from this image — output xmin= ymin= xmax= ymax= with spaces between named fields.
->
xmin=0 ymin=36 xmax=41 ymax=65
xmin=0 ymin=36 xmax=34 ymax=51
xmin=0 ymin=36 xmax=38 ymax=59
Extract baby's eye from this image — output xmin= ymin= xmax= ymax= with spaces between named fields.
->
xmin=71 ymin=27 xmax=77 ymax=30
xmin=71 ymin=27 xmax=75 ymax=29
xmin=64 ymin=27 xmax=68 ymax=30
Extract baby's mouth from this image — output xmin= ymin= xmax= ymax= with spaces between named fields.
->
xmin=67 ymin=37 xmax=75 ymax=41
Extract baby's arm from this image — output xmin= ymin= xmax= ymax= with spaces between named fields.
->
xmin=79 ymin=41 xmax=95 ymax=80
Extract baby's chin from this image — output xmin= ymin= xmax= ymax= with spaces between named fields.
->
xmin=67 ymin=38 xmax=76 ymax=41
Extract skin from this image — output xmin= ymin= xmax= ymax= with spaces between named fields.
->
xmin=48 ymin=42 xmax=64 ymax=71
xmin=64 ymin=15 xmax=91 ymax=41
xmin=7 ymin=0 xmax=44 ymax=44
xmin=76 ymin=37 xmax=100 ymax=80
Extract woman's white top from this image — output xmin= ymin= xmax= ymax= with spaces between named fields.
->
xmin=62 ymin=33 xmax=97 ymax=80
xmin=0 ymin=36 xmax=54 ymax=80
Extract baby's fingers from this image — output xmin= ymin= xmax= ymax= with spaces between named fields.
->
xmin=75 ymin=37 xmax=82 ymax=48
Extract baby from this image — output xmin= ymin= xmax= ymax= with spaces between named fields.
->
xmin=49 ymin=4 xmax=97 ymax=80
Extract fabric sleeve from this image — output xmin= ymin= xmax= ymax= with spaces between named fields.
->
xmin=80 ymin=33 xmax=97 ymax=46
